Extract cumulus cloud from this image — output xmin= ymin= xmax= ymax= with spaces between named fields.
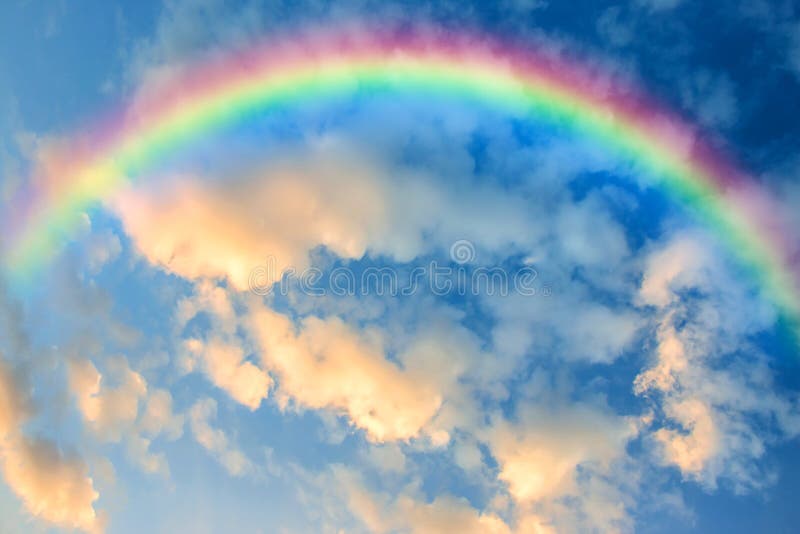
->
xmin=638 ymin=235 xmax=711 ymax=308
xmin=364 ymin=443 xmax=406 ymax=473
xmin=635 ymin=233 xmax=800 ymax=491
xmin=1 ymin=436 xmax=103 ymax=533
xmin=654 ymin=397 xmax=719 ymax=475
xmin=69 ymin=356 xmax=147 ymax=442
xmin=176 ymin=281 xmax=271 ymax=409
xmin=76 ymin=215 xmax=123 ymax=274
xmin=596 ymin=7 xmax=634 ymax=48
xmin=68 ymin=356 xmax=182 ymax=477
xmin=0 ymin=357 xmax=102 ymax=533
xmin=112 ymin=154 xmax=388 ymax=291
xmin=247 ymin=305 xmax=444 ymax=443
xmin=183 ymin=338 xmax=271 ymax=411
xmin=486 ymin=403 xmax=636 ymax=505
xmin=110 ymin=132 xmax=545 ymax=295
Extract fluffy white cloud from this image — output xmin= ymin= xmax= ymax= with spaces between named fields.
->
xmin=247 ymin=305 xmax=445 ymax=442
xmin=111 ymin=138 xmax=542 ymax=296
xmin=635 ymin=233 xmax=800 ymax=491
xmin=182 ymin=337 xmax=271 ymax=410
xmin=0 ymin=357 xmax=102 ymax=533
xmin=638 ymin=235 xmax=711 ymax=308
xmin=654 ymin=397 xmax=719 ymax=475
xmin=176 ymin=281 xmax=272 ymax=409
xmin=1 ymin=436 xmax=103 ymax=533
xmin=69 ymin=356 xmax=147 ymax=442
xmin=112 ymin=153 xmax=388 ymax=291
xmin=68 ymin=356 xmax=182 ymax=477
xmin=485 ymin=403 xmax=636 ymax=505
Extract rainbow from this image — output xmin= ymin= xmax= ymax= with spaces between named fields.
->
xmin=3 ymin=26 xmax=799 ymax=325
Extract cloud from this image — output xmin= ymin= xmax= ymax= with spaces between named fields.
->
xmin=364 ymin=443 xmax=406 ymax=473
xmin=0 ymin=359 xmax=29 ymax=438
xmin=596 ymin=7 xmax=634 ymax=47
xmin=0 ymin=357 xmax=102 ymax=533
xmin=183 ymin=338 xmax=272 ymax=411
xmin=128 ymin=388 xmax=184 ymax=476
xmin=654 ymin=397 xmax=719 ymax=475
xmin=678 ymin=70 xmax=738 ymax=129
xmin=246 ymin=305 xmax=444 ymax=443
xmin=111 ymin=140 xmax=539 ymax=293
xmin=176 ymin=281 xmax=272 ymax=410
xmin=487 ymin=286 xmax=643 ymax=366
xmin=139 ymin=388 xmax=184 ymax=440
xmin=1 ymin=435 xmax=103 ymax=533
xmin=112 ymin=152 xmax=389 ymax=291
xmin=125 ymin=0 xmax=266 ymax=85
xmin=554 ymin=193 xmax=632 ymax=270
xmin=328 ymin=466 xmax=514 ymax=534
xmin=68 ymin=356 xmax=147 ymax=443
xmin=638 ymin=235 xmax=711 ymax=308
xmin=635 ymin=233 xmax=800 ymax=491
xmin=188 ymin=397 xmax=253 ymax=477
xmin=485 ymin=403 xmax=636 ymax=505
xmin=84 ymin=228 xmax=123 ymax=274
xmin=68 ymin=356 xmax=182 ymax=477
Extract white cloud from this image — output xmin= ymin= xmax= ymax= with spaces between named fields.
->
xmin=1 ymin=435 xmax=103 ymax=533
xmin=188 ymin=397 xmax=253 ymax=477
xmin=654 ymin=397 xmax=720 ymax=475
xmin=635 ymin=233 xmax=800 ymax=491
xmin=78 ymin=216 xmax=122 ymax=274
xmin=484 ymin=403 xmax=636 ymax=505
xmin=246 ymin=305 xmax=445 ymax=443
xmin=487 ymin=287 xmax=643 ymax=365
xmin=176 ymin=281 xmax=271 ymax=409
xmin=639 ymin=235 xmax=711 ymax=308
xmin=68 ymin=356 xmax=147 ymax=443
xmin=139 ymin=388 xmax=184 ymax=440
xmin=327 ymin=466 xmax=514 ymax=534
xmin=112 ymin=153 xmax=389 ymax=291
xmin=364 ymin=443 xmax=406 ymax=473
xmin=111 ymin=141 xmax=539 ymax=294
xmin=0 ymin=356 xmax=102 ymax=533
xmin=182 ymin=337 xmax=271 ymax=411
xmin=68 ymin=356 xmax=182 ymax=477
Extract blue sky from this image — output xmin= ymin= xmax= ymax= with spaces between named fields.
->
xmin=2 ymin=1 xmax=800 ymax=533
